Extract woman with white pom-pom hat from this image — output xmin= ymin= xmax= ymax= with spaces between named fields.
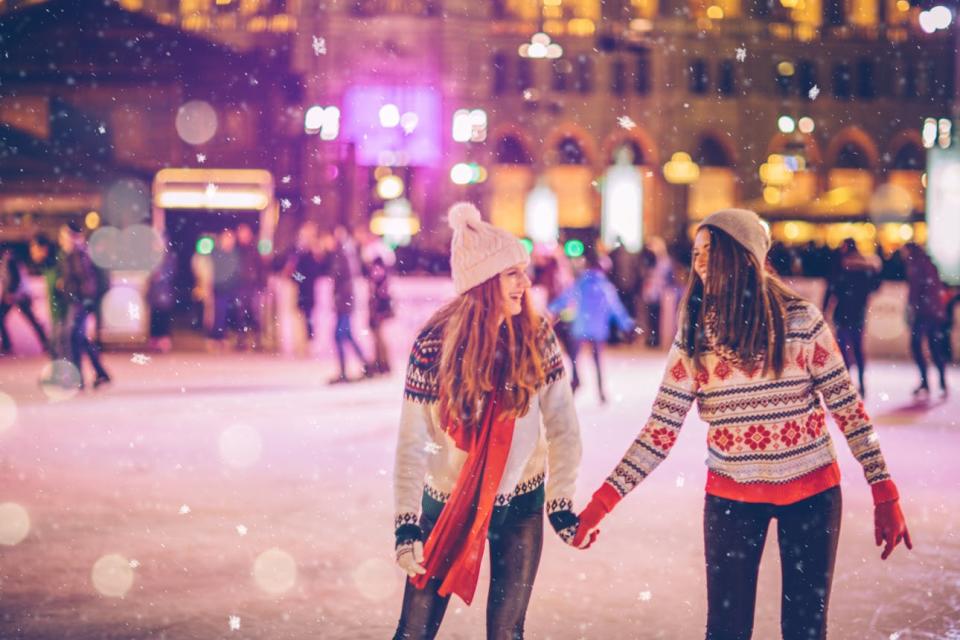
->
xmin=392 ymin=202 xmax=591 ymax=639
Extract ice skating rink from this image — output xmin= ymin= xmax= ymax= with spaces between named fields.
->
xmin=0 ymin=342 xmax=958 ymax=639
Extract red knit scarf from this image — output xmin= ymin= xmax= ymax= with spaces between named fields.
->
xmin=411 ymin=390 xmax=516 ymax=605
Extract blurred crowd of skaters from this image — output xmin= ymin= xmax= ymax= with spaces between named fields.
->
xmin=1 ymin=223 xmax=957 ymax=396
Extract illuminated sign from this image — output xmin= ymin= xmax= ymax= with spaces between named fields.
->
xmin=342 ymin=86 xmax=441 ymax=167
xmin=926 ymin=146 xmax=960 ymax=284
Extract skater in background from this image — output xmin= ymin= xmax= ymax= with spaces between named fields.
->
xmin=59 ymin=223 xmax=111 ymax=389
xmin=0 ymin=246 xmax=50 ymax=355
xmin=327 ymin=226 xmax=371 ymax=383
xmin=548 ymin=246 xmax=635 ymax=403
xmin=365 ymin=255 xmax=394 ymax=375
xmin=392 ymin=202 xmax=590 ymax=640
xmin=235 ymin=223 xmax=266 ymax=350
xmin=822 ymin=239 xmax=881 ymax=396
xmin=207 ymin=229 xmax=240 ymax=352
xmin=147 ymin=234 xmax=176 ymax=353
xmin=281 ymin=222 xmax=324 ymax=350
xmin=575 ymin=209 xmax=911 ymax=640
xmin=901 ymin=242 xmax=949 ymax=397
xmin=29 ymin=234 xmax=67 ymax=360
xmin=639 ymin=236 xmax=673 ymax=348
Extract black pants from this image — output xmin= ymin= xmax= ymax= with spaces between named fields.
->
xmin=569 ymin=339 xmax=604 ymax=400
xmin=0 ymin=296 xmax=49 ymax=353
xmin=646 ymin=301 xmax=661 ymax=347
xmin=704 ymin=487 xmax=842 ymax=640
xmin=394 ymin=507 xmax=544 ymax=640
xmin=910 ymin=319 xmax=948 ymax=389
xmin=69 ymin=303 xmax=109 ymax=383
xmin=834 ymin=324 xmax=865 ymax=392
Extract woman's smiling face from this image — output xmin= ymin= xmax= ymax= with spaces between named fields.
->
xmin=499 ymin=262 xmax=531 ymax=316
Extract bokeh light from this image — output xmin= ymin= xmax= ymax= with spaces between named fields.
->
xmin=39 ymin=360 xmax=82 ymax=401
xmin=253 ymin=548 xmax=297 ymax=595
xmin=175 ymin=100 xmax=218 ymax=145
xmin=103 ymin=179 xmax=150 ymax=228
xmin=0 ymin=391 xmax=17 ymax=434
xmin=196 ymin=236 xmax=215 ymax=255
xmin=564 ymin=239 xmax=585 ymax=258
xmin=89 ymin=226 xmax=122 ymax=270
xmin=351 ymin=558 xmax=397 ymax=601
xmin=218 ymin=424 xmax=263 ymax=469
xmin=91 ymin=553 xmax=135 ymax=598
xmin=85 ymin=211 xmax=101 ymax=230
xmin=0 ymin=502 xmax=30 ymax=546
xmin=101 ymin=286 xmax=145 ymax=329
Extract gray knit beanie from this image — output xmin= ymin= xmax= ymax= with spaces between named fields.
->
xmin=699 ymin=208 xmax=771 ymax=266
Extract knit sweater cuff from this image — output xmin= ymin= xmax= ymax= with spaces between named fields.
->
xmin=594 ymin=482 xmax=623 ymax=514
xmin=870 ymin=479 xmax=899 ymax=505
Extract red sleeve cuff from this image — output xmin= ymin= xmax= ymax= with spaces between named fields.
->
xmin=593 ymin=482 xmax=623 ymax=514
xmin=871 ymin=479 xmax=900 ymax=505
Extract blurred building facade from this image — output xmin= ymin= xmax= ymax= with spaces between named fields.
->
xmin=0 ymin=0 xmax=954 ymax=254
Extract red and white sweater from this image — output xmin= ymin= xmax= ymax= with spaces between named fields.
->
xmin=605 ymin=300 xmax=898 ymax=506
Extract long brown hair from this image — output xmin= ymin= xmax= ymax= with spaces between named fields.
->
xmin=680 ymin=226 xmax=799 ymax=377
xmin=425 ymin=277 xmax=546 ymax=426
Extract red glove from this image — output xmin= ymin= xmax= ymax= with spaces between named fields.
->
xmin=872 ymin=480 xmax=913 ymax=560
xmin=572 ymin=483 xmax=622 ymax=547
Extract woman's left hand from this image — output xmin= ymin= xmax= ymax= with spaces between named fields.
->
xmin=549 ymin=510 xmax=599 ymax=550
xmin=874 ymin=500 xmax=913 ymax=560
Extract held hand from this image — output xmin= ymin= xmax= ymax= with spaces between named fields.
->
xmin=396 ymin=539 xmax=426 ymax=577
xmin=874 ymin=500 xmax=913 ymax=560
xmin=550 ymin=510 xmax=600 ymax=550
xmin=572 ymin=483 xmax=622 ymax=547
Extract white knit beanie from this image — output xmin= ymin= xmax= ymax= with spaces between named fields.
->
xmin=448 ymin=202 xmax=530 ymax=295
xmin=699 ymin=208 xmax=771 ymax=266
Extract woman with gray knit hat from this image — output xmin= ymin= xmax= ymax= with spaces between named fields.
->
xmin=391 ymin=202 xmax=591 ymax=639
xmin=573 ymin=208 xmax=912 ymax=640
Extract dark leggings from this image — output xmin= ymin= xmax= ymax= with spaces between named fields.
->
xmin=834 ymin=324 xmax=865 ymax=391
xmin=704 ymin=487 xmax=842 ymax=640
xmin=910 ymin=319 xmax=948 ymax=389
xmin=393 ymin=508 xmax=544 ymax=640
xmin=570 ymin=339 xmax=604 ymax=399
xmin=334 ymin=312 xmax=368 ymax=375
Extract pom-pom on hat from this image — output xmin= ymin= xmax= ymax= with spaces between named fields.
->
xmin=698 ymin=208 xmax=771 ymax=266
xmin=448 ymin=201 xmax=530 ymax=295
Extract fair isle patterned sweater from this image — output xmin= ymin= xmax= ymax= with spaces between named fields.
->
xmin=394 ymin=318 xmax=582 ymax=531
xmin=606 ymin=300 xmax=898 ymax=506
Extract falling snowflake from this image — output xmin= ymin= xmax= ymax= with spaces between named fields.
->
xmin=633 ymin=326 xmax=645 ymax=335
xmin=281 ymin=175 xmax=291 ymax=184
xmin=280 ymin=198 xmax=292 ymax=210
xmin=312 ymin=35 xmax=327 ymax=56
xmin=617 ymin=115 xmax=637 ymax=130
xmin=675 ymin=474 xmax=685 ymax=488
xmin=808 ymin=85 xmax=820 ymax=100
xmin=292 ymin=271 xmax=306 ymax=283
xmin=178 ymin=504 xmax=191 ymax=515
xmin=229 ymin=616 xmax=241 ymax=631
xmin=423 ymin=442 xmax=441 ymax=455
xmin=311 ymin=195 xmax=322 ymax=205
xmin=128 ymin=302 xmax=140 ymax=321
xmin=378 ymin=469 xmax=387 ymax=476
xmin=522 ymin=89 xmax=534 ymax=101
xmin=129 ymin=559 xmax=140 ymax=569
xmin=879 ymin=392 xmax=889 ymax=402
xmin=735 ymin=47 xmax=746 ymax=62
xmin=639 ymin=590 xmax=652 ymax=601
xmin=236 ymin=524 xmax=248 ymax=536
xmin=131 ymin=353 xmax=151 ymax=366
xmin=97 ymin=124 xmax=106 ymax=134
xmin=205 ymin=183 xmax=218 ymax=198
xmin=196 ymin=153 xmax=206 ymax=164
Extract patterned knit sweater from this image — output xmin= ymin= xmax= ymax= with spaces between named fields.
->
xmin=394 ymin=318 xmax=582 ymax=531
xmin=605 ymin=300 xmax=898 ymax=506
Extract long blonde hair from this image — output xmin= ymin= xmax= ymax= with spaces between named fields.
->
xmin=425 ymin=277 xmax=545 ymax=426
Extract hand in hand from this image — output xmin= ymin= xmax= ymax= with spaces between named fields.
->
xmin=874 ymin=500 xmax=913 ymax=560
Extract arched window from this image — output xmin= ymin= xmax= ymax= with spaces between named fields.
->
xmin=495 ymin=135 xmax=533 ymax=165
xmin=611 ymin=141 xmax=645 ymax=165
xmin=835 ymin=142 xmax=870 ymax=169
xmin=694 ymin=136 xmax=732 ymax=167
xmin=892 ymin=143 xmax=924 ymax=171
xmin=558 ymin=136 xmax=586 ymax=165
